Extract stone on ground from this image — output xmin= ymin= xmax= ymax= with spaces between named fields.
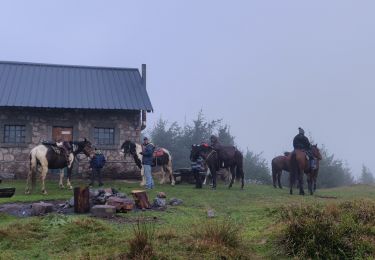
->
xmin=31 ymin=202 xmax=54 ymax=216
xmin=106 ymin=197 xmax=134 ymax=212
xmin=91 ymin=205 xmax=116 ymax=218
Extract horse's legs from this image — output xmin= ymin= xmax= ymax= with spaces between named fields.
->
xmin=159 ymin=166 xmax=166 ymax=184
xmin=228 ymin=166 xmax=235 ymax=189
xmin=307 ymin=175 xmax=313 ymax=195
xmin=278 ymin=172 xmax=283 ymax=189
xmin=140 ymin=166 xmax=146 ymax=186
xmin=66 ymin=164 xmax=73 ymax=190
xmin=272 ymin=169 xmax=277 ymax=188
xmin=25 ymin=164 xmax=34 ymax=195
xmin=203 ymin=168 xmax=210 ymax=185
xmin=240 ymin=166 xmax=244 ymax=190
xmin=313 ymin=171 xmax=317 ymax=192
xmin=289 ymin=172 xmax=293 ymax=195
xmin=168 ymin=161 xmax=175 ymax=186
xmin=313 ymin=178 xmax=317 ymax=192
xmin=40 ymin=165 xmax=48 ymax=195
xmin=59 ymin=169 xmax=65 ymax=189
xmin=298 ymin=169 xmax=305 ymax=196
xmin=211 ymin=166 xmax=217 ymax=189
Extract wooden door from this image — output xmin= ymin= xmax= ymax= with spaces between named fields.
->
xmin=52 ymin=127 xmax=73 ymax=142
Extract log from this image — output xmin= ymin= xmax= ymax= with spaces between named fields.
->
xmin=74 ymin=186 xmax=90 ymax=213
xmin=131 ymin=190 xmax=151 ymax=210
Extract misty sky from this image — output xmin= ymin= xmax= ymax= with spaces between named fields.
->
xmin=1 ymin=1 xmax=374 ymax=177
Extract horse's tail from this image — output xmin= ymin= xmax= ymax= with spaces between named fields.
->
xmin=29 ymin=152 xmax=37 ymax=191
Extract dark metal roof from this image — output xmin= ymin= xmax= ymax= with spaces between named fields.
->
xmin=0 ymin=61 xmax=153 ymax=111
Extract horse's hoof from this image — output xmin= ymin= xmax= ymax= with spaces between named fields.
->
xmin=42 ymin=190 xmax=48 ymax=195
xmin=273 ymin=185 xmax=277 ymax=188
xmin=25 ymin=190 xmax=30 ymax=195
xmin=68 ymin=186 xmax=73 ymax=190
xmin=59 ymin=185 xmax=65 ymax=189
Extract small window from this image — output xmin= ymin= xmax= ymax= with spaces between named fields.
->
xmin=94 ymin=127 xmax=115 ymax=145
xmin=4 ymin=125 xmax=26 ymax=143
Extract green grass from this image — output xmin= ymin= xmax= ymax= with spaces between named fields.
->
xmin=0 ymin=179 xmax=375 ymax=259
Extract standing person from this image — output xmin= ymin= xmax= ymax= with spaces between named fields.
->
xmin=191 ymin=153 xmax=205 ymax=188
xmin=141 ymin=137 xmax=155 ymax=189
xmin=89 ymin=148 xmax=106 ymax=186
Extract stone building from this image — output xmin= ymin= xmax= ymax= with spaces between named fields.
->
xmin=0 ymin=61 xmax=153 ymax=179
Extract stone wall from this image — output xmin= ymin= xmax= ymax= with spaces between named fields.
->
xmin=0 ymin=108 xmax=143 ymax=180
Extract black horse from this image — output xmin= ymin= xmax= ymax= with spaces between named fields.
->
xmin=25 ymin=139 xmax=95 ymax=194
xmin=190 ymin=143 xmax=244 ymax=189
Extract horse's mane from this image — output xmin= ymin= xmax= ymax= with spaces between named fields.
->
xmin=284 ymin=152 xmax=291 ymax=156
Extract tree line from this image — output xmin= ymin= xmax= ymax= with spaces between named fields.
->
xmin=146 ymin=111 xmax=374 ymax=187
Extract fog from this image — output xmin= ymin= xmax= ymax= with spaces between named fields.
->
xmin=1 ymin=1 xmax=374 ymax=177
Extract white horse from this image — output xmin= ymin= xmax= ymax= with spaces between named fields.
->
xmin=25 ymin=139 xmax=95 ymax=195
xmin=120 ymin=140 xmax=175 ymax=186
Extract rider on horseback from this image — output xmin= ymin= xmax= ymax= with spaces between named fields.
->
xmin=293 ymin=127 xmax=316 ymax=170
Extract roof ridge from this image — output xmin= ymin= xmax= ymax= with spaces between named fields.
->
xmin=0 ymin=60 xmax=140 ymax=72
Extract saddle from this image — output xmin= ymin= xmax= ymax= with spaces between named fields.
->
xmin=153 ymin=148 xmax=164 ymax=158
xmin=42 ymin=141 xmax=70 ymax=156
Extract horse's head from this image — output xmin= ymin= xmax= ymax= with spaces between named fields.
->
xmin=121 ymin=140 xmax=136 ymax=157
xmin=74 ymin=138 xmax=95 ymax=158
xmin=311 ymin=144 xmax=322 ymax=160
xmin=121 ymin=140 xmax=142 ymax=169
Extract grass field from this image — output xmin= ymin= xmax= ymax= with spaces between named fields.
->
xmin=0 ymin=180 xmax=374 ymax=259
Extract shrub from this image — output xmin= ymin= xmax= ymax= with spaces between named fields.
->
xmin=127 ymin=218 xmax=155 ymax=260
xmin=187 ymin=218 xmax=251 ymax=259
xmin=277 ymin=200 xmax=375 ymax=259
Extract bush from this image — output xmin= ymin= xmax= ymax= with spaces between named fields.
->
xmin=277 ymin=200 xmax=375 ymax=259
xmin=187 ymin=218 xmax=252 ymax=259
xmin=127 ymin=218 xmax=155 ymax=260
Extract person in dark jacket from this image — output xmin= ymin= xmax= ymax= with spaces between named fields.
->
xmin=191 ymin=151 xmax=205 ymax=188
xmin=141 ymin=137 xmax=155 ymax=189
xmin=89 ymin=148 xmax=106 ymax=186
xmin=293 ymin=127 xmax=316 ymax=170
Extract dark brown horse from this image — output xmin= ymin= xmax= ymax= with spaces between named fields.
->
xmin=271 ymin=152 xmax=291 ymax=189
xmin=290 ymin=145 xmax=322 ymax=195
xmin=190 ymin=144 xmax=244 ymax=189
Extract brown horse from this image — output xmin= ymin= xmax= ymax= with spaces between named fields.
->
xmin=271 ymin=152 xmax=291 ymax=189
xmin=290 ymin=145 xmax=322 ymax=195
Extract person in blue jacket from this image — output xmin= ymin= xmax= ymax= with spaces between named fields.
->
xmin=89 ymin=148 xmax=106 ymax=186
xmin=140 ymin=137 xmax=155 ymax=189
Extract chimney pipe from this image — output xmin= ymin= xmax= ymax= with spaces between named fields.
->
xmin=141 ymin=64 xmax=147 ymax=130
xmin=141 ymin=110 xmax=146 ymax=130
